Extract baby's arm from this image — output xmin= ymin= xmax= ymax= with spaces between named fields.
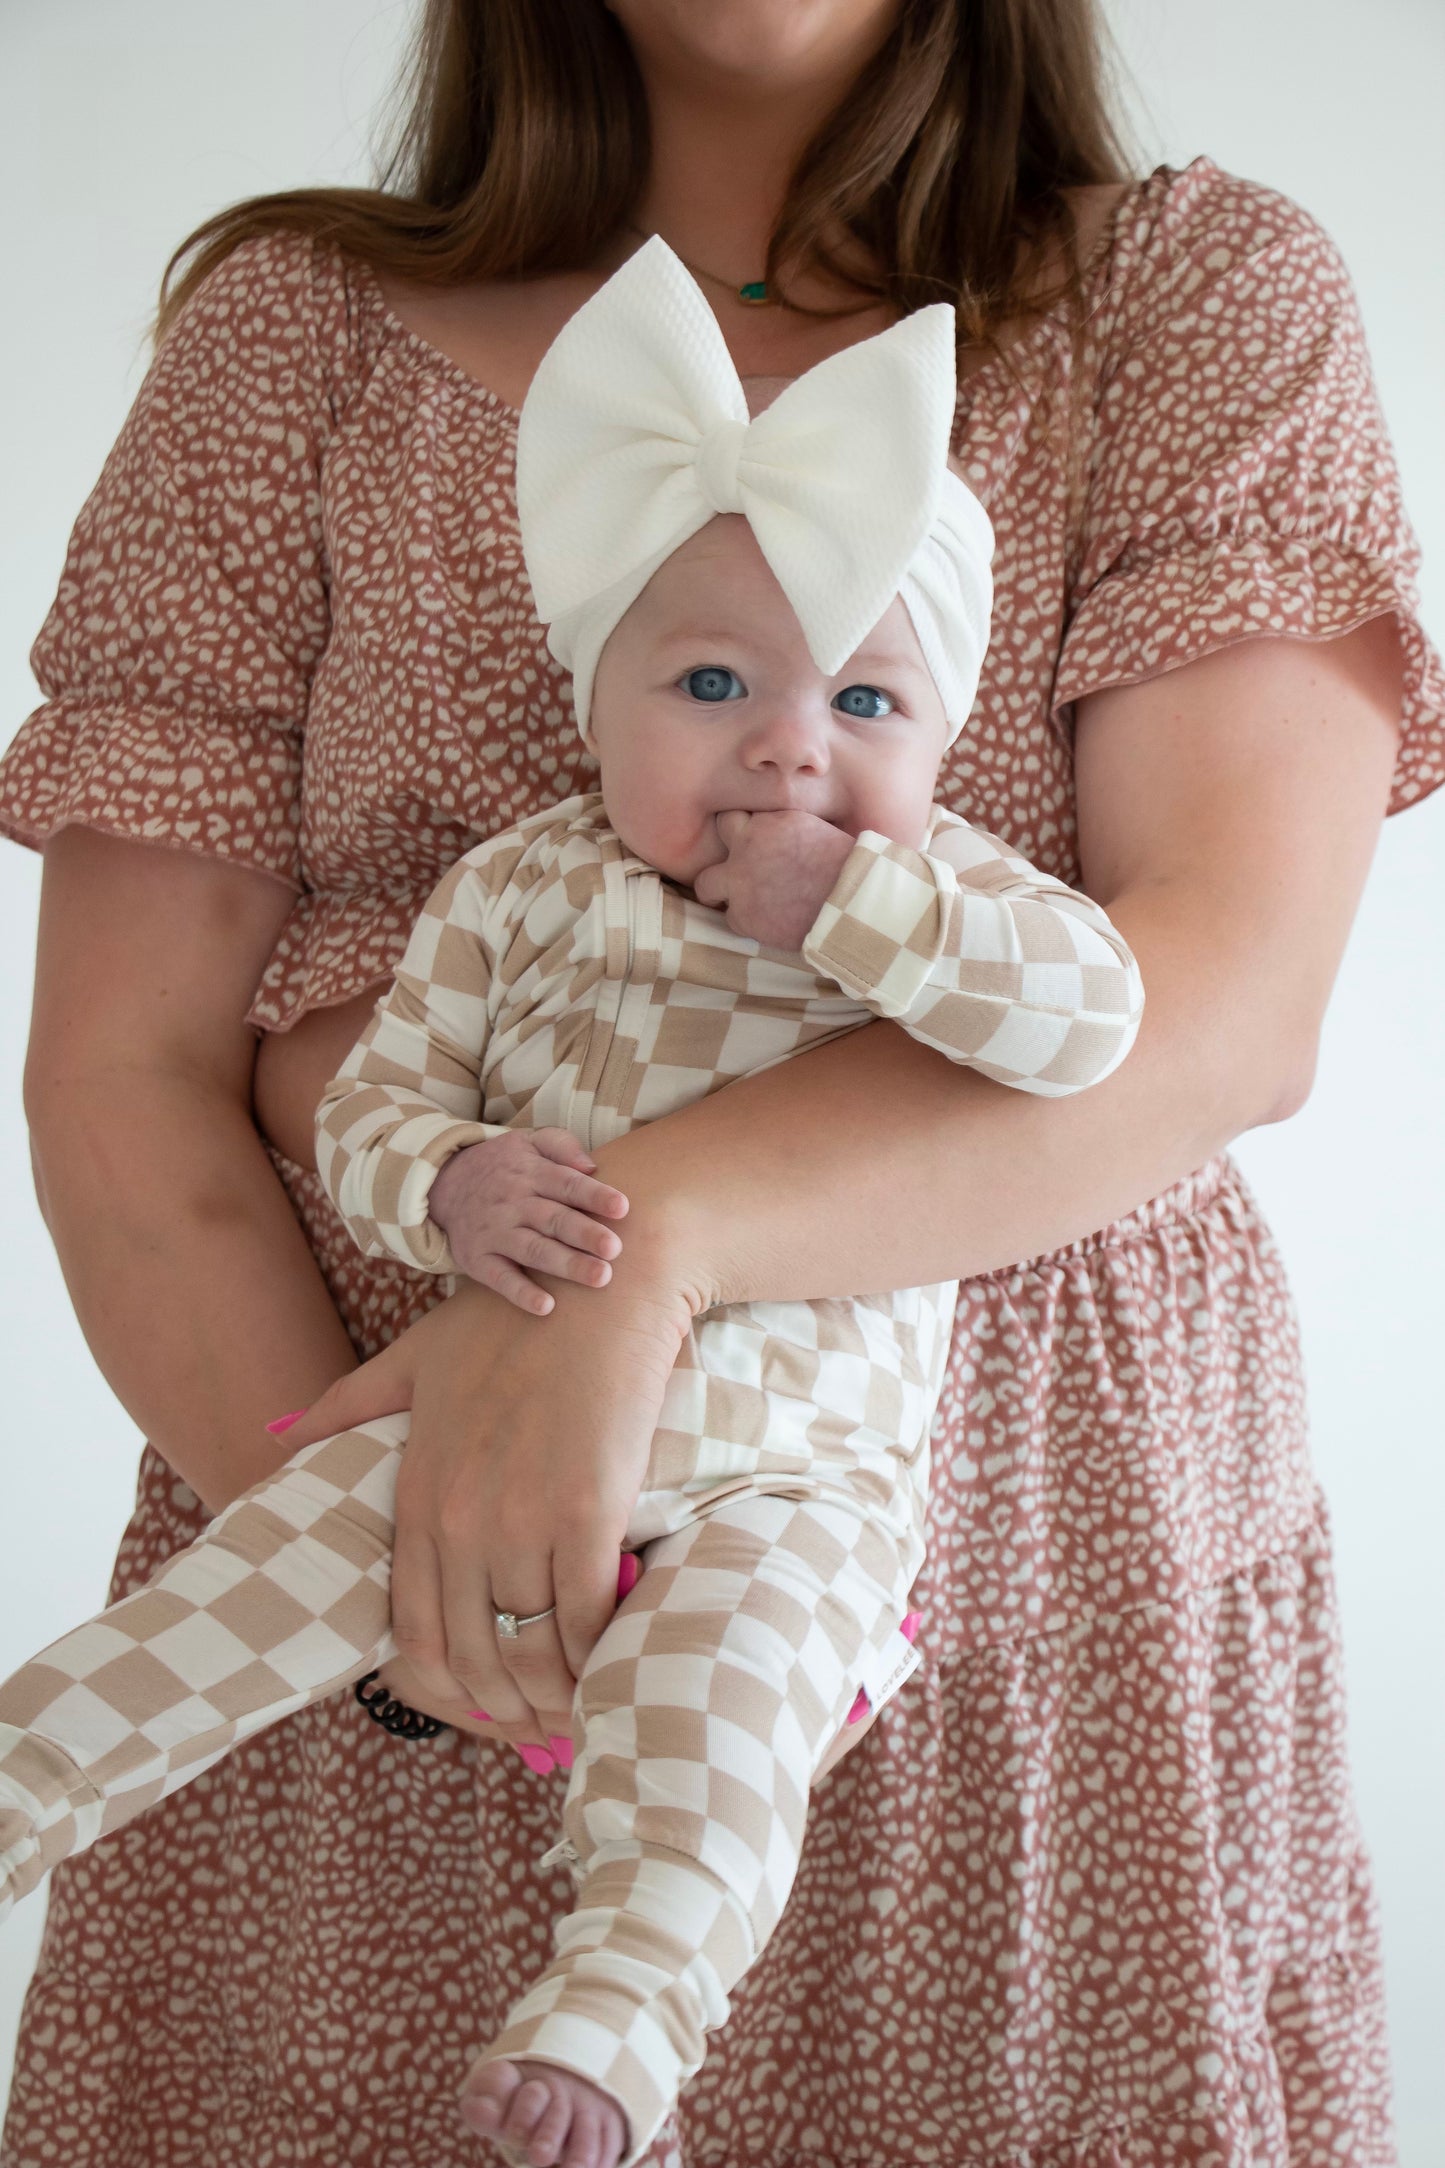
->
xmin=314 ymin=851 xmax=625 ymax=1313
xmin=801 ymin=815 xmax=1145 ymax=1094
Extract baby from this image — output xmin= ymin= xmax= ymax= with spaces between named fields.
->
xmin=0 ymin=242 xmax=1144 ymax=2168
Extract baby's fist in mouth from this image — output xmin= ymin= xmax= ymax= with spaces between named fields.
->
xmin=692 ymin=808 xmax=855 ymax=949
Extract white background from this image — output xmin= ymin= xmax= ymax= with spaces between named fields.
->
xmin=1 ymin=2 xmax=1441 ymax=2158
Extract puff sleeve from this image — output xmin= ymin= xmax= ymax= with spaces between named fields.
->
xmin=1051 ymin=161 xmax=1445 ymax=818
xmin=0 ymin=229 xmax=336 ymax=881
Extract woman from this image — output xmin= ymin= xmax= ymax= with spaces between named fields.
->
xmin=2 ymin=1 xmax=1440 ymax=2162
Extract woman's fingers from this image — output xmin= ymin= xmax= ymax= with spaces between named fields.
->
xmin=464 ymin=1546 xmax=640 ymax=1746
xmin=490 ymin=1605 xmax=578 ymax=1739
xmin=387 ymin=1518 xmax=527 ymax=1726
xmin=386 ymin=1521 xmax=465 ymax=1705
xmin=268 ymin=1340 xmax=413 ymax=1453
xmin=436 ymin=1538 xmax=559 ymax=1748
xmin=551 ymin=1525 xmax=633 ymax=1684
xmin=368 ymin=1655 xmax=505 ymax=1741
xmin=378 ymin=1272 xmax=682 ymax=1750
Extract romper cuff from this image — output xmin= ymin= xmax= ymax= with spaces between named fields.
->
xmin=802 ymin=830 xmax=951 ymax=1022
xmin=317 ymin=1103 xmax=509 ymax=1275
xmin=802 ymin=829 xmax=1145 ymax=1094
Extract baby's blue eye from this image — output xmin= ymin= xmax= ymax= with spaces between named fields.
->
xmin=833 ymin=683 xmax=895 ymax=719
xmin=682 ymin=666 xmax=745 ymax=703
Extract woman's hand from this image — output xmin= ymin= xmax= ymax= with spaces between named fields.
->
xmin=274 ymin=1256 xmax=692 ymax=1758
xmin=362 ymin=1648 xmax=503 ymax=1743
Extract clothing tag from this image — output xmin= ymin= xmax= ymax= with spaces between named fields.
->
xmin=850 ymin=1617 xmax=923 ymax=1722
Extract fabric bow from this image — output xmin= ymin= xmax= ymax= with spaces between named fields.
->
xmin=515 ymin=234 xmax=994 ymax=742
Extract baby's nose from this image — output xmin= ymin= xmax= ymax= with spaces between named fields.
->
xmin=741 ymin=704 xmax=831 ymax=772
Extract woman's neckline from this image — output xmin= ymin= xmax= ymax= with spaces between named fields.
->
xmin=346 ymin=162 xmax=1185 ymax=418
xmin=350 ymin=220 xmax=1106 ymax=424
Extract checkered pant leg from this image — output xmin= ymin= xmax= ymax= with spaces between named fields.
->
xmin=0 ymin=1412 xmax=410 ymax=1922
xmin=470 ymin=1489 xmax=919 ymax=2168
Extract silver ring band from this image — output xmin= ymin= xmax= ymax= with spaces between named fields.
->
xmin=494 ymin=1604 xmax=557 ymax=1640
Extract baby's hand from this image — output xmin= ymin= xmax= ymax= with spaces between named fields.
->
xmin=693 ymin=809 xmax=856 ymax=949
xmin=427 ymin=1128 xmax=629 ymax=1316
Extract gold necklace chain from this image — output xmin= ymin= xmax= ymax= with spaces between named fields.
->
xmin=622 ymin=220 xmax=773 ymax=307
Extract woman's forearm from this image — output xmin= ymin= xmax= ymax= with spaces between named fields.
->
xmin=594 ymin=879 xmax=1306 ymax=1310
xmin=30 ymin=1078 xmax=359 ymax=1519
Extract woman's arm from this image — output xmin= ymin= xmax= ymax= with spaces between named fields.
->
xmin=278 ymin=617 xmax=1405 ymax=1751
xmin=25 ymin=828 xmax=363 ymax=1520
xmin=593 ymin=620 xmax=1405 ymax=1309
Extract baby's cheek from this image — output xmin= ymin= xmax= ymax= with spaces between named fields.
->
xmin=637 ymin=802 xmax=720 ymax=887
xmin=676 ymin=825 xmax=726 ymax=890
xmin=653 ymin=796 xmax=721 ymax=877
xmin=857 ymin=776 xmax=936 ymax=850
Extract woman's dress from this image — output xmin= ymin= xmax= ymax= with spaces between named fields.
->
xmin=1 ymin=156 xmax=1441 ymax=2167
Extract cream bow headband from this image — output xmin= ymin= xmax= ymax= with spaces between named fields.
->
xmin=514 ymin=234 xmax=994 ymax=745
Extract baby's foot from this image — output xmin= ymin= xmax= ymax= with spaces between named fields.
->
xmin=459 ymin=2058 xmax=626 ymax=2168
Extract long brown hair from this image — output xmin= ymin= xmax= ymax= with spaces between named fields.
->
xmin=152 ymin=0 xmax=1140 ymax=363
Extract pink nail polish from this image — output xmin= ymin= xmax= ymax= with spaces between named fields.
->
xmin=846 ymin=1686 xmax=870 ymax=1725
xmin=901 ymin=1610 xmax=921 ymax=1642
xmin=616 ymin=1552 xmax=640 ymax=1599
xmin=516 ymin=1743 xmax=556 ymax=1775
xmin=264 ymin=1410 xmax=307 ymax=1434
xmin=548 ymin=1735 xmax=575 ymax=1770
xmin=465 ymin=1709 xmax=492 ymax=1723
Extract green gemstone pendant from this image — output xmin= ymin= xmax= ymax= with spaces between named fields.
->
xmin=737 ymin=280 xmax=769 ymax=306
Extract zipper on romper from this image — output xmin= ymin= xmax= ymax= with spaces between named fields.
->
xmin=564 ymin=837 xmax=637 ymax=1140
xmin=570 ymin=847 xmax=662 ymax=1141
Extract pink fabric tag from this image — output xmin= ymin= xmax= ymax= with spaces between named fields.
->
xmin=848 ymin=1612 xmax=923 ymax=1723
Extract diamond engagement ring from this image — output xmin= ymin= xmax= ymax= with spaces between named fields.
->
xmin=493 ymin=1604 xmax=558 ymax=1640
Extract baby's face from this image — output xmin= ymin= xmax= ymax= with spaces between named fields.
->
xmin=586 ymin=516 xmax=950 ymax=889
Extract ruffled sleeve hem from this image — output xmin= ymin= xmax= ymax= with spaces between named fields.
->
xmin=0 ymin=695 xmax=305 ymax=884
xmin=1050 ymin=534 xmax=1445 ymax=819
xmin=0 ymin=226 xmax=342 ymax=893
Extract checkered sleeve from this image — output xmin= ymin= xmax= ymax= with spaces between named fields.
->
xmin=801 ymin=815 xmax=1145 ymax=1095
xmin=314 ymin=847 xmax=517 ymax=1272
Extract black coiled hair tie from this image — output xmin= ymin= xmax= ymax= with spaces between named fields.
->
xmin=354 ymin=1669 xmax=448 ymax=1740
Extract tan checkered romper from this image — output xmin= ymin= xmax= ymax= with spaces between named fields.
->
xmin=0 ymin=789 xmax=1142 ymax=2164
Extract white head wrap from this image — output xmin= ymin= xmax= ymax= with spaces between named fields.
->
xmin=514 ymin=235 xmax=994 ymax=745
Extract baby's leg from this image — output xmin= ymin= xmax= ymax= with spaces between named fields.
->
xmin=460 ymin=1490 xmax=915 ymax=2168
xmin=0 ymin=1412 xmax=409 ymax=1921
